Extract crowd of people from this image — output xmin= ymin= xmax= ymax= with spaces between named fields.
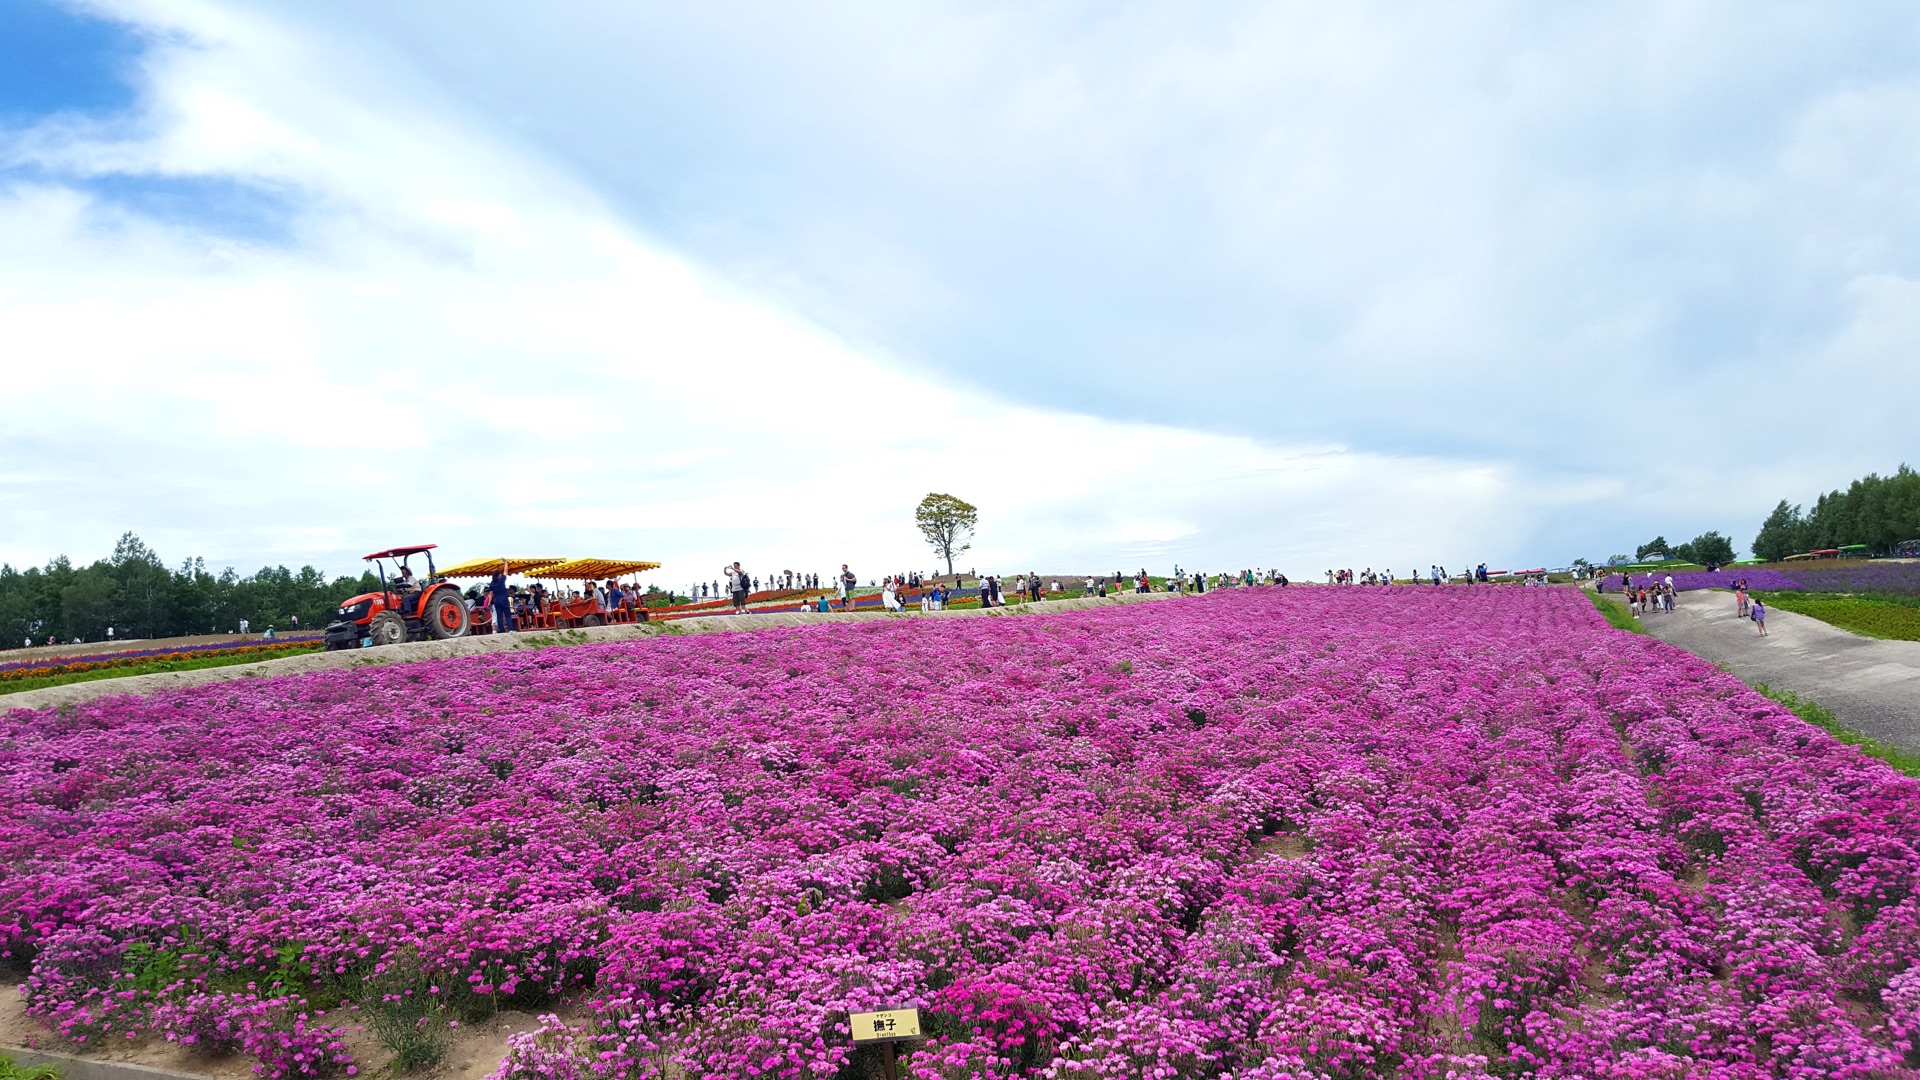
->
xmin=1323 ymin=564 xmax=1499 ymax=586
xmin=1605 ymin=572 xmax=1770 ymax=635
xmin=691 ymin=570 xmax=825 ymax=602
xmin=462 ymin=569 xmax=659 ymax=632
xmin=352 ymin=559 xmax=1618 ymax=637
xmin=1617 ymin=575 xmax=1679 ymax=616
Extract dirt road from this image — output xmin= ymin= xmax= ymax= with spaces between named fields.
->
xmin=1629 ymin=586 xmax=1920 ymax=753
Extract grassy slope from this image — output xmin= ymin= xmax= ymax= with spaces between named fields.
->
xmin=1754 ymin=682 xmax=1920 ymax=778
xmin=1585 ymin=589 xmax=1648 ymax=634
xmin=0 ymin=646 xmax=326 ymax=696
xmin=1752 ymin=590 xmax=1920 ymax=642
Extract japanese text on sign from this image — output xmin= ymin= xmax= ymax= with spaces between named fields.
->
xmin=849 ymin=1008 xmax=921 ymax=1042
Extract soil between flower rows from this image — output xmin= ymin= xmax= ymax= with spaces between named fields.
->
xmin=4 ymin=587 xmax=1918 ymax=1079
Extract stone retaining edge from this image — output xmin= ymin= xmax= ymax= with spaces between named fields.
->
xmin=0 ymin=1045 xmax=209 ymax=1080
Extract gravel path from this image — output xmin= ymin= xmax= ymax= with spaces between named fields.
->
xmin=1628 ymin=586 xmax=1920 ymax=752
xmin=2 ymin=590 xmax=1185 ymax=711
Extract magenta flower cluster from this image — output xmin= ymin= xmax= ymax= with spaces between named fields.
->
xmin=4 ymin=588 xmax=1918 ymax=1079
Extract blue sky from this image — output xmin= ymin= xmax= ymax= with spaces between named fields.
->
xmin=0 ymin=0 xmax=141 ymax=118
xmin=2 ymin=0 xmax=1918 ymax=579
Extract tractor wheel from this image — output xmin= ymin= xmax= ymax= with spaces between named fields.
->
xmin=368 ymin=612 xmax=406 ymax=647
xmin=582 ymin=615 xmax=603 ymax=627
xmin=426 ymin=589 xmax=469 ymax=640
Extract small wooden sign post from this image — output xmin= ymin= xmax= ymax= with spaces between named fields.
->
xmin=849 ymin=1007 xmax=922 ymax=1080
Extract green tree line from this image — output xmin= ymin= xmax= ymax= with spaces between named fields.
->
xmin=1 ymin=532 xmax=380 ymax=647
xmin=1632 ymin=532 xmax=1737 ymax=566
xmin=1752 ymin=464 xmax=1920 ymax=562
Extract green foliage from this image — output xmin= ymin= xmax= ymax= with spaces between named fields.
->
xmin=0 ymin=531 xmax=380 ymax=646
xmin=1754 ymin=683 xmax=1920 ymax=778
xmin=120 ymin=941 xmax=186 ymax=994
xmin=1671 ymin=531 xmax=1736 ymax=566
xmin=1634 ymin=536 xmax=1670 ymax=561
xmin=1751 ymin=591 xmax=1920 ymax=642
xmin=360 ymin=957 xmax=454 ymax=1073
xmin=0 ymin=1055 xmax=62 ymax=1080
xmin=1585 ymin=590 xmax=1647 ymax=634
xmin=1611 ymin=561 xmax=1707 ymax=574
xmin=1751 ymin=464 xmax=1920 ymax=560
xmin=1752 ymin=500 xmax=1805 ymax=563
xmin=914 ymin=493 xmax=979 ymax=575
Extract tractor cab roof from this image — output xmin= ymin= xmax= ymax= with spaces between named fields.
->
xmin=363 ymin=544 xmax=438 ymax=561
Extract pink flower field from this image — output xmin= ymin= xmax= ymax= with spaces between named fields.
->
xmin=5 ymin=588 xmax=1920 ymax=1079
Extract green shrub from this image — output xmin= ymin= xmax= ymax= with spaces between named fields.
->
xmin=355 ymin=953 xmax=454 ymax=1072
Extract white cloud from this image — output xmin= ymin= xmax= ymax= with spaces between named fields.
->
xmin=0 ymin=1 xmax=1592 ymax=581
xmin=7 ymin=0 xmax=1915 ymax=578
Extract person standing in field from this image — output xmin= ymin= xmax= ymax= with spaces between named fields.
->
xmin=727 ymin=563 xmax=750 ymax=613
xmin=491 ymin=561 xmax=515 ymax=632
xmin=839 ymin=564 xmax=857 ymax=611
xmin=1735 ymin=585 xmax=1749 ymax=618
xmin=1752 ymin=598 xmax=1767 ymax=635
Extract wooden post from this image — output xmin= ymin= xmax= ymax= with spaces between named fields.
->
xmin=881 ymin=1042 xmax=899 ymax=1080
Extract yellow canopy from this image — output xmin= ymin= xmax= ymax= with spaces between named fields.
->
xmin=437 ymin=557 xmax=568 ymax=579
xmin=525 ymin=558 xmax=662 ymax=581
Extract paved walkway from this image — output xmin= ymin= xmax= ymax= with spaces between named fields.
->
xmin=1625 ymin=586 xmax=1920 ymax=752
xmin=2 ymin=590 xmax=1185 ymax=711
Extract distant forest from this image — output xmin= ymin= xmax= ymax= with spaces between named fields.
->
xmin=1 ymin=533 xmax=379 ymax=646
xmin=1752 ymin=464 xmax=1920 ymax=562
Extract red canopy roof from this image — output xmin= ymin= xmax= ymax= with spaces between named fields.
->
xmin=362 ymin=544 xmax=438 ymax=560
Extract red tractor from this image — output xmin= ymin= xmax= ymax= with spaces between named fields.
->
xmin=324 ymin=545 xmax=470 ymax=650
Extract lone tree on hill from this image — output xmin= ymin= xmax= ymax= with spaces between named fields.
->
xmin=1635 ymin=536 xmax=1671 ymax=561
xmin=915 ymin=493 xmax=978 ymax=575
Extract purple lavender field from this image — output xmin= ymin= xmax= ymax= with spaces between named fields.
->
xmin=1607 ymin=561 xmax=1920 ymax=595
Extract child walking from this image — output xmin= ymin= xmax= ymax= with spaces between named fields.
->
xmin=1752 ymin=599 xmax=1767 ymax=636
